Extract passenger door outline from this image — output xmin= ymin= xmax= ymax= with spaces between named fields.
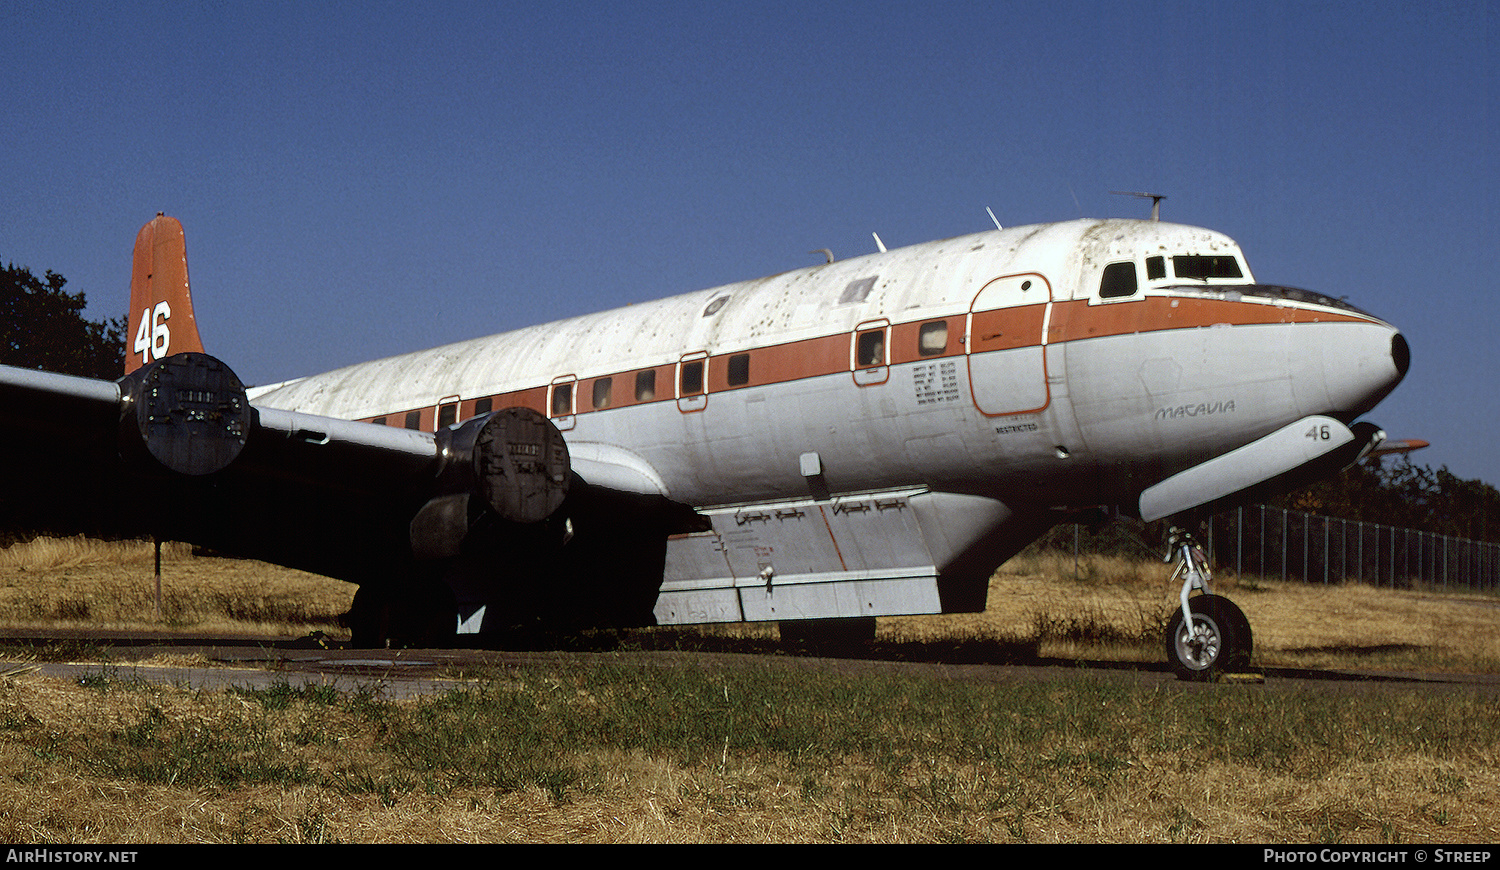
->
xmin=966 ymin=272 xmax=1052 ymax=416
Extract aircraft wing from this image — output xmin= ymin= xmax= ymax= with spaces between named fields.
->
xmin=0 ymin=366 xmax=124 ymax=477
xmin=1 ymin=215 xmax=714 ymax=645
xmin=0 ymin=358 xmax=431 ymax=575
xmin=0 ymin=365 xmax=136 ymax=534
xmin=0 ymin=358 xmax=689 ymax=584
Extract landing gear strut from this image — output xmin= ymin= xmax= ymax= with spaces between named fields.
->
xmin=1163 ymin=527 xmax=1252 ymax=680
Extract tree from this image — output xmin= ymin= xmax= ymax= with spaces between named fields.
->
xmin=0 ymin=261 xmax=124 ymax=379
xmin=1277 ymin=455 xmax=1500 ymax=544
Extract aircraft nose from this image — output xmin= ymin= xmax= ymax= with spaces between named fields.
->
xmin=1391 ymin=331 xmax=1411 ymax=379
xmin=1292 ymin=317 xmax=1407 ymax=423
xmin=1338 ymin=322 xmax=1409 ymax=420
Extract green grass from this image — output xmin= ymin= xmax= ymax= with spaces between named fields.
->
xmin=47 ymin=660 xmax=1498 ymax=799
xmin=4 ymin=656 xmax=1497 ymax=841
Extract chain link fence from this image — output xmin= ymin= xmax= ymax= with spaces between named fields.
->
xmin=1201 ymin=505 xmax=1499 ymax=592
xmin=1036 ymin=506 xmax=1500 ymax=593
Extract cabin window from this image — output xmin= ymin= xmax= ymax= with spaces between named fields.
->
xmin=404 ymin=411 xmax=421 ymax=430
xmin=592 ymin=377 xmax=613 ymax=409
xmin=727 ymin=353 xmax=750 ymax=387
xmin=680 ymin=360 xmax=704 ymax=396
xmin=372 ymin=417 xmax=387 ymax=427
xmin=857 ymin=330 xmax=885 ymax=367
xmin=474 ymin=397 xmax=492 ymax=416
xmin=1146 ymin=256 xmax=1166 ymax=280
xmin=550 ymin=382 xmax=573 ymax=416
xmin=1100 ymin=261 xmax=1139 ymax=299
xmin=437 ymin=403 xmax=458 ymax=429
xmin=635 ymin=370 xmax=656 ymax=401
xmin=1172 ymin=255 xmax=1243 ymax=280
xmin=918 ymin=320 xmax=948 ymax=356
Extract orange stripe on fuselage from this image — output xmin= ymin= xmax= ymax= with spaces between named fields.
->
xmin=360 ymin=294 xmax=1378 ymax=430
xmin=1048 ymin=295 xmax=1372 ymax=345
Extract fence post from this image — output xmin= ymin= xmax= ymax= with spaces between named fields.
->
xmin=1303 ymin=510 xmax=1310 ymax=584
xmin=1259 ymin=504 xmax=1266 ymax=579
xmin=1389 ymin=525 xmax=1395 ymax=588
xmin=1281 ymin=506 xmax=1288 ymax=584
xmin=1236 ymin=506 xmax=1243 ymax=578
xmin=1357 ymin=520 xmax=1364 ymax=584
xmin=1343 ymin=519 xmax=1350 ymax=583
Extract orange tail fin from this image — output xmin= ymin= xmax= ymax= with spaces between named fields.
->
xmin=125 ymin=214 xmax=205 ymax=376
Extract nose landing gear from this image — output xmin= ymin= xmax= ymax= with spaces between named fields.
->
xmin=1163 ymin=527 xmax=1253 ymax=681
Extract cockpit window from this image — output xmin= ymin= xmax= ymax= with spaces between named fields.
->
xmin=1172 ymin=255 xmax=1243 ymax=280
xmin=1099 ymin=261 xmax=1139 ymax=299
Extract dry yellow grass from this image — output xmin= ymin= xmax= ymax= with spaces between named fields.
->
xmin=884 ymin=549 xmax=1500 ymax=674
xmin=0 ymin=535 xmax=1497 ymax=843
xmin=2 ymin=536 xmax=1497 ymax=674
xmin=0 ymin=536 xmax=352 ymax=637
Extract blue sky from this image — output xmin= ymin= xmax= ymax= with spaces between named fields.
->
xmin=3 ymin=2 xmax=1495 ymax=485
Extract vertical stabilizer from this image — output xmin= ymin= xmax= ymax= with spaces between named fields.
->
xmin=125 ymin=214 xmax=205 ymax=375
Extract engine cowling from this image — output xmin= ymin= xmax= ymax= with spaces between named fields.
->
xmin=409 ymin=407 xmax=571 ymax=560
xmin=467 ymin=406 xmax=571 ymax=523
xmin=120 ymin=352 xmax=250 ymax=476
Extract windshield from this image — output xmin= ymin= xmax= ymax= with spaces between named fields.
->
xmin=1172 ymin=255 xmax=1243 ymax=281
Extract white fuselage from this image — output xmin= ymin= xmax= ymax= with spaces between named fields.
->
xmin=248 ymin=218 xmax=1406 ymax=626
xmin=249 ymin=218 xmax=1402 ymax=515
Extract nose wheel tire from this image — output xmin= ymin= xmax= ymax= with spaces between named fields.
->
xmin=1165 ymin=594 xmax=1252 ymax=681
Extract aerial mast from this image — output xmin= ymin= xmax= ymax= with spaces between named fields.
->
xmin=1111 ymin=191 xmax=1166 ymax=221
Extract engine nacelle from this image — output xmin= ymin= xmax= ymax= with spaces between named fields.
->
xmin=410 ymin=407 xmax=571 ymax=560
xmin=119 ymin=352 xmax=250 ymax=476
xmin=460 ymin=406 xmax=571 ymax=523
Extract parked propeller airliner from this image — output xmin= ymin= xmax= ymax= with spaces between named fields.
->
xmin=0 ymin=213 xmax=1412 ymax=678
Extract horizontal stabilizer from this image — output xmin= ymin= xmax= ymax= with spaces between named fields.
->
xmin=1365 ymin=438 xmax=1429 ymax=458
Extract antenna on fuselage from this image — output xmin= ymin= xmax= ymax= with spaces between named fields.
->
xmin=986 ymin=207 xmax=1003 ymax=230
xmin=811 ymin=248 xmax=835 ymax=264
xmin=872 ymin=232 xmax=887 ymax=253
xmin=1111 ymin=191 xmax=1166 ymax=221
